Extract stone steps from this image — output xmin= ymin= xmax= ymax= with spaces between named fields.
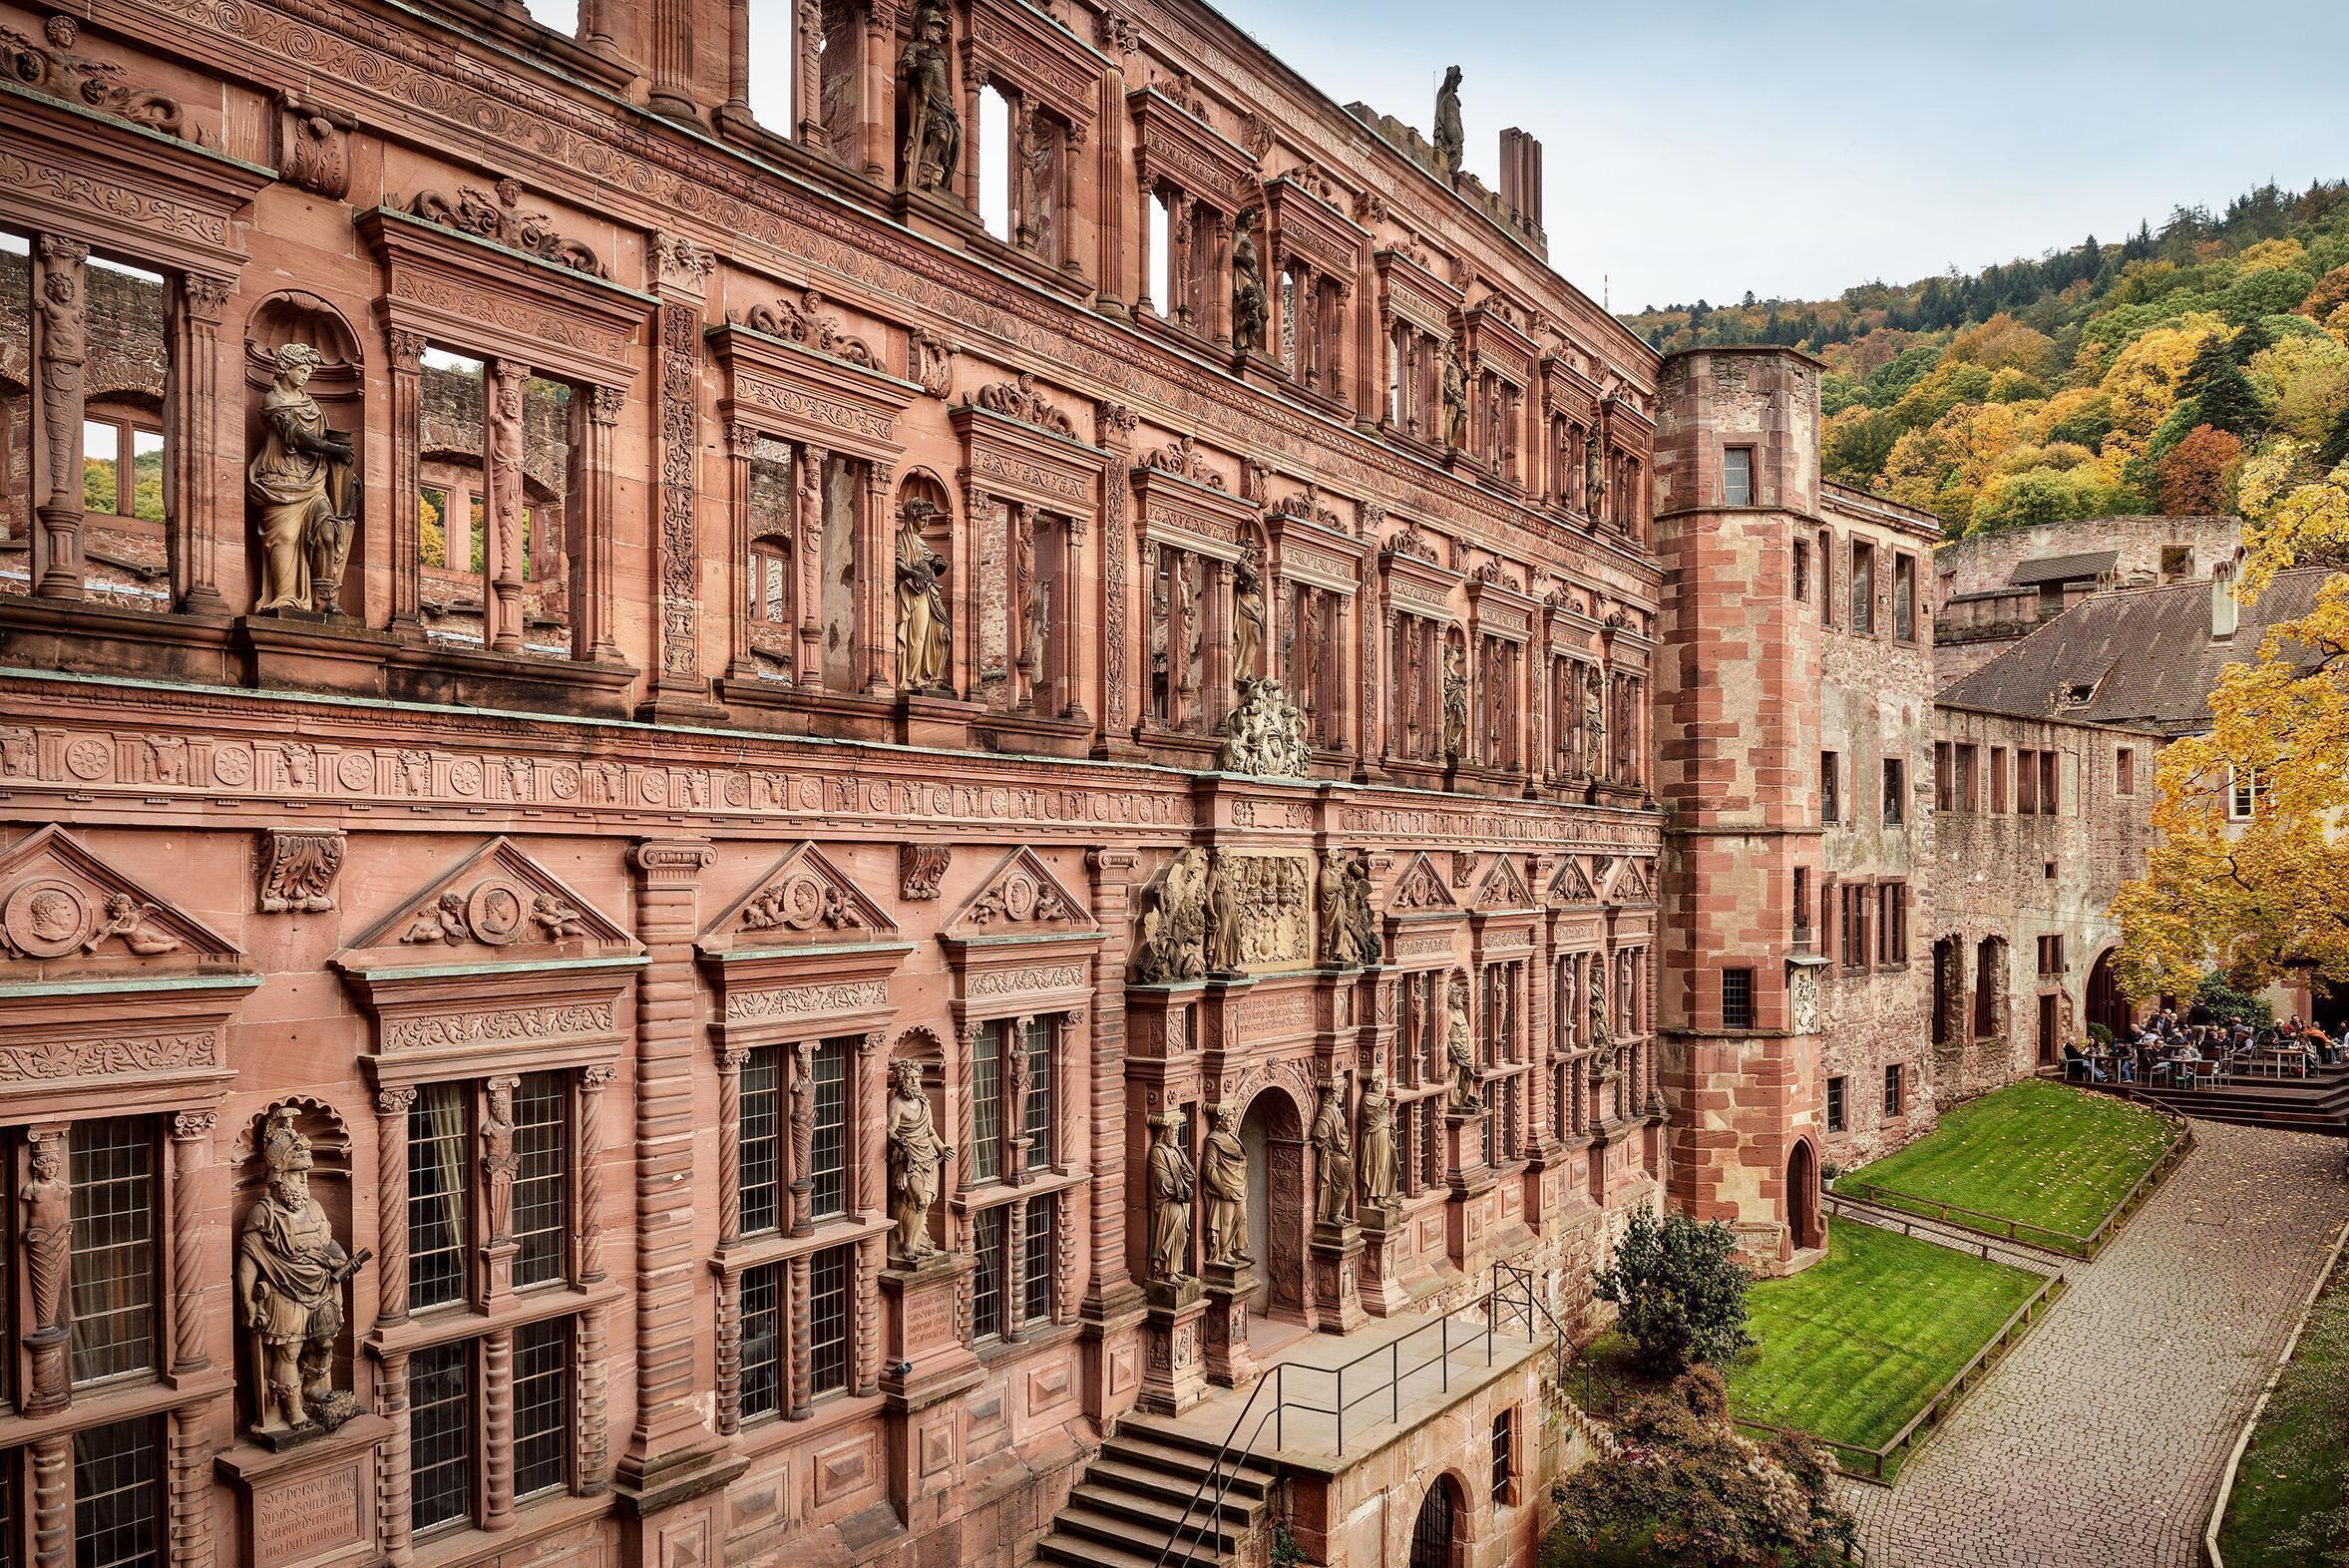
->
xmin=1030 ymin=1423 xmax=1278 ymax=1568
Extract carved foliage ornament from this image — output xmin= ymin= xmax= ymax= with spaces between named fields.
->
xmin=258 ymin=828 xmax=346 ymax=914
xmin=899 ymin=844 xmax=951 ymax=901
xmin=968 ymin=372 xmax=1078 ymax=438
xmin=1144 ymin=434 xmax=1226 ymax=490
xmin=732 ymin=288 xmax=881 ymax=370
xmin=1 ymin=16 xmax=205 ymax=144
xmin=404 ymin=177 xmax=608 ymax=279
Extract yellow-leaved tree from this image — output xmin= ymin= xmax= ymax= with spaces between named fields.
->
xmin=2114 ymin=442 xmax=2349 ymax=999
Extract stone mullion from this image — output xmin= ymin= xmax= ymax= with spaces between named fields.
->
xmin=858 ymin=1031 xmax=887 ymax=1215
xmin=714 ymin=1269 xmax=743 ymax=1437
xmin=168 ymin=1395 xmax=215 ymax=1568
xmin=862 ymin=461 xmax=896 ymax=694
xmin=576 ymin=1065 xmax=614 ymax=1284
xmin=482 ymin=1328 xmax=516 ymax=1530
xmin=376 ymin=1351 xmax=413 ymax=1564
xmin=1202 ymin=557 xmax=1234 ymax=730
xmin=387 ymin=331 xmax=426 ymax=629
xmin=1056 ymin=515 xmax=1087 ymax=719
xmin=795 ymin=443 xmax=827 ymax=683
xmin=31 ymin=1431 xmax=70 ymax=1568
xmin=856 ymin=1 xmax=890 ymax=178
xmin=1168 ymin=548 xmax=1196 ymax=729
xmin=31 ymin=235 xmax=88 ymax=600
xmin=622 ymin=838 xmax=716 ymax=1482
xmin=1004 ymin=1189 xmax=1029 ymax=1344
xmin=484 ymin=358 xmax=530 ymax=654
xmin=168 ymin=1112 xmax=213 ymax=1373
xmin=1132 ymin=174 xmax=1156 ymax=315
xmin=170 ymin=275 xmax=231 ymax=614
xmin=723 ymin=0 xmax=750 ymax=111
xmin=577 ymin=387 xmax=624 ymax=662
xmin=1208 ymin=210 xmax=1233 ymax=348
xmin=1098 ymin=433 xmax=1132 ymax=736
xmin=789 ymin=1039 xmax=818 ymax=1236
xmin=650 ymin=296 xmax=707 ymax=707
xmin=374 ymin=1088 xmax=416 ymax=1325
xmin=853 ymin=1235 xmax=882 ymax=1395
xmin=577 ymin=1305 xmax=609 ymax=1494
xmin=787 ymin=1254 xmax=813 ymax=1419
xmin=722 ymin=422 xmax=757 ymax=677
xmin=716 ymin=1047 xmax=747 ymax=1250
xmin=1010 ymin=501 xmax=1036 ymax=707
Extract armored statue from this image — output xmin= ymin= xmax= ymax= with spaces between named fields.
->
xmin=1312 ymin=1074 xmax=1355 ymax=1228
xmin=1432 ymin=65 xmax=1464 ymax=177
xmin=886 ymin=1059 xmax=952 ymax=1262
xmin=898 ymin=0 xmax=960 ymax=194
xmin=1359 ymin=1071 xmax=1398 ymax=1207
xmin=1133 ymin=847 xmax=1209 ymax=982
xmin=895 ymin=499 xmax=953 ymax=692
xmin=237 ymin=1107 xmax=370 ymax=1438
xmin=1441 ymin=347 xmax=1468 ymax=448
xmin=1146 ymin=1109 xmax=1195 ymax=1283
xmin=1441 ymin=642 xmax=1469 ymax=760
xmin=1445 ymin=980 xmax=1480 ymax=1111
xmin=249 ymin=343 xmax=358 ymax=615
xmin=1199 ymin=1101 xmax=1249 ymax=1266
xmin=1233 ymin=222 xmax=1269 ymax=352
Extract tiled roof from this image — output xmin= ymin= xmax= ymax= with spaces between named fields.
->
xmin=1936 ymin=568 xmax=2334 ymax=735
xmin=2007 ymin=550 xmax=2118 ymax=587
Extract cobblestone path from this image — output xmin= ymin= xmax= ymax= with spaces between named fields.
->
xmin=1840 ymin=1118 xmax=2349 ymax=1568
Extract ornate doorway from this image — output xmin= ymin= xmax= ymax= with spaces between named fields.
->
xmin=1239 ymin=1088 xmax=1305 ymax=1320
xmin=2088 ymin=949 xmax=2131 ymax=1040
xmin=1408 ymin=1478 xmax=1457 ymax=1568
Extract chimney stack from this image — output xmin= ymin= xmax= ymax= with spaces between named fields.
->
xmin=1498 ymin=128 xmax=1543 ymax=231
xmin=2210 ymin=558 xmax=2238 ymax=639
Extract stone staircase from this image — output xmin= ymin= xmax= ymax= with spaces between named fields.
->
xmin=1032 ymin=1417 xmax=1279 ymax=1568
xmin=2084 ymin=1061 xmax=2349 ymax=1136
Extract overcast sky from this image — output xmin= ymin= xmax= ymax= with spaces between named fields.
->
xmin=1210 ymin=0 xmax=2349 ymax=314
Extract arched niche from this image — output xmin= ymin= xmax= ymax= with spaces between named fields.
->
xmin=241 ymin=291 xmax=367 ymax=616
xmin=895 ymin=467 xmax=958 ymax=695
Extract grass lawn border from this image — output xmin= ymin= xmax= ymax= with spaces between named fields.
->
xmin=1832 ymin=1086 xmax=2192 ymax=1259
xmin=1731 ymin=1206 xmax=2070 ymax=1484
xmin=2207 ymin=1214 xmax=2349 ymax=1567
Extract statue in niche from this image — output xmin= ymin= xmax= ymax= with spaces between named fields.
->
xmin=1441 ymin=642 xmax=1469 ymax=760
xmin=1199 ymin=1101 xmax=1249 ymax=1266
xmin=1312 ymin=1074 xmax=1354 ymax=1227
xmin=34 ymin=240 xmax=87 ymax=520
xmin=1586 ymin=443 xmax=1608 ymax=521
xmin=1318 ymin=850 xmax=1358 ymax=969
xmin=894 ymin=499 xmax=953 ymax=692
xmin=1440 ymin=347 xmax=1468 ymax=449
xmin=899 ymin=0 xmax=960 ymax=194
xmin=237 ymin=1107 xmax=370 ymax=1439
xmin=1445 ymin=979 xmax=1480 ymax=1111
xmin=481 ymin=1078 xmax=518 ymax=1247
xmin=1205 ymin=854 xmax=1245 ymax=976
xmin=1232 ymin=555 xmax=1267 ymax=678
xmin=1432 ymin=65 xmax=1464 ymax=177
xmin=1146 ymin=1109 xmax=1195 ymax=1283
xmin=886 ymin=1059 xmax=951 ymax=1262
xmin=1233 ymin=222 xmax=1269 ymax=353
xmin=1584 ymin=666 xmax=1608 ymax=779
xmin=1345 ymin=854 xmax=1378 ymax=965
xmin=1359 ymin=1071 xmax=1397 ymax=1207
xmin=22 ymin=1135 xmax=69 ymax=1404
xmin=1588 ymin=966 xmax=1612 ymax=1050
xmin=249 ymin=343 xmax=358 ymax=615
xmin=1132 ymin=847 xmax=1209 ymax=982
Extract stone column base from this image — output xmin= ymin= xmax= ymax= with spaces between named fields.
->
xmin=1356 ymin=1203 xmax=1410 ymax=1317
xmin=1200 ymin=1260 xmax=1260 ymax=1387
xmin=1309 ymin=1222 xmax=1366 ymax=1334
xmin=1139 ymin=1277 xmax=1208 ymax=1413
xmin=214 ymin=1413 xmax=390 ymax=1568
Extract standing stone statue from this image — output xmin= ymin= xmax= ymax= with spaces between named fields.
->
xmin=1200 ymin=1101 xmax=1249 ymax=1266
xmin=1233 ymin=223 xmax=1269 ymax=352
xmin=34 ymin=238 xmax=88 ymax=539
xmin=1446 ymin=980 xmax=1480 ymax=1111
xmin=1205 ymin=855 xmax=1245 ymax=975
xmin=1441 ymin=347 xmax=1468 ymax=448
xmin=237 ymin=1107 xmax=370 ymax=1438
xmin=1584 ymin=666 xmax=1608 ymax=779
xmin=886 ymin=1059 xmax=951 ymax=1262
xmin=1441 ymin=642 xmax=1469 ymax=760
xmin=21 ymin=1134 xmax=70 ymax=1407
xmin=1318 ymin=850 xmax=1358 ymax=969
xmin=1146 ymin=1109 xmax=1195 ymax=1283
xmin=1588 ymin=965 xmax=1612 ymax=1049
xmin=1233 ymin=556 xmax=1266 ymax=679
xmin=1586 ymin=442 xmax=1608 ymax=521
xmin=1432 ymin=66 xmax=1464 ymax=177
xmin=1133 ymin=847 xmax=1209 ymax=982
xmin=249 ymin=343 xmax=357 ymax=614
xmin=895 ymin=499 xmax=953 ymax=692
xmin=1344 ymin=855 xmax=1378 ymax=966
xmin=481 ymin=1078 xmax=518 ymax=1247
xmin=1312 ymin=1075 xmax=1354 ymax=1228
xmin=1359 ymin=1071 xmax=1397 ymax=1206
xmin=899 ymin=0 xmax=960 ymax=194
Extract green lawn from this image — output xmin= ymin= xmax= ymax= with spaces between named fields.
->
xmin=1841 ymin=1078 xmax=2173 ymax=1241
xmin=2218 ymin=1258 xmax=2349 ymax=1568
xmin=1726 ymin=1220 xmax=2045 ymax=1455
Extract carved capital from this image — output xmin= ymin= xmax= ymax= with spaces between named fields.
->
xmin=725 ymin=420 xmax=757 ymax=459
xmin=181 ymin=274 xmax=232 ymax=322
xmin=860 ymin=1031 xmax=886 ymax=1056
xmin=171 ymin=1111 xmax=216 ymax=1142
xmin=716 ymin=1046 xmax=752 ymax=1071
xmin=35 ymin=234 xmax=88 ymax=269
xmin=588 ymin=385 xmax=627 ymax=426
xmin=631 ymin=838 xmax=716 ymax=886
xmin=581 ymin=1063 xmax=619 ymax=1089
xmin=651 ymin=230 xmax=717 ymax=289
xmin=388 ymin=330 xmax=428 ymax=373
xmin=376 ymin=1086 xmax=418 ymax=1118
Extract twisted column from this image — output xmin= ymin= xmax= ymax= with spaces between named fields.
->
xmin=32 ymin=1433 xmax=70 ymax=1568
xmin=388 ymin=331 xmax=426 ymax=630
xmin=375 ymin=1088 xmax=415 ymax=1327
xmin=376 ymin=1351 xmax=412 ymax=1564
xmin=482 ymin=1328 xmax=515 ymax=1529
xmin=577 ymin=1065 xmax=614 ymax=1284
xmin=170 ymin=1112 xmax=214 ymax=1373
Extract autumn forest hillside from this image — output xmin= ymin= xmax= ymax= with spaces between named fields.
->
xmin=1618 ymin=180 xmax=2349 ymax=539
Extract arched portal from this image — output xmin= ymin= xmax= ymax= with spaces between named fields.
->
xmin=1786 ymin=1138 xmax=1820 ymax=1252
xmin=1407 ymin=1476 xmax=1460 ymax=1568
xmin=2088 ymin=949 xmax=2131 ymax=1040
xmin=1238 ymin=1087 xmax=1306 ymax=1320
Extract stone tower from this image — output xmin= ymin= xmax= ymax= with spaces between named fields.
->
xmin=1650 ymin=346 xmax=1829 ymax=1272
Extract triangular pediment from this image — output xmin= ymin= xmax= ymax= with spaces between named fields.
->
xmin=1603 ymin=855 xmax=1656 ymax=906
xmin=944 ymin=847 xmax=1096 ymax=936
xmin=1550 ymin=855 xmax=1600 ymax=905
xmin=346 ymin=837 xmax=636 ymax=961
xmin=1472 ymin=855 xmax=1535 ymax=911
xmin=1384 ymin=852 xmax=1458 ymax=914
xmin=0 ymin=824 xmax=243 ymax=978
xmin=703 ymin=842 xmax=896 ymax=949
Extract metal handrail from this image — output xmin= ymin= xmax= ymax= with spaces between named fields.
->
xmin=1147 ymin=1262 xmax=1543 ymax=1568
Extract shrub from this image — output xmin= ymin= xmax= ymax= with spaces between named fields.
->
xmin=1591 ymin=1210 xmax=1755 ymax=1376
xmin=1542 ymin=1368 xmax=1859 ymax=1568
xmin=2198 ymin=974 xmax=2274 ymax=1029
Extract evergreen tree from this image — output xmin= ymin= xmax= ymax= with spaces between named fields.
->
xmin=2184 ymin=335 xmax=2265 ymax=438
xmin=2318 ymin=398 xmax=2349 ymax=471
